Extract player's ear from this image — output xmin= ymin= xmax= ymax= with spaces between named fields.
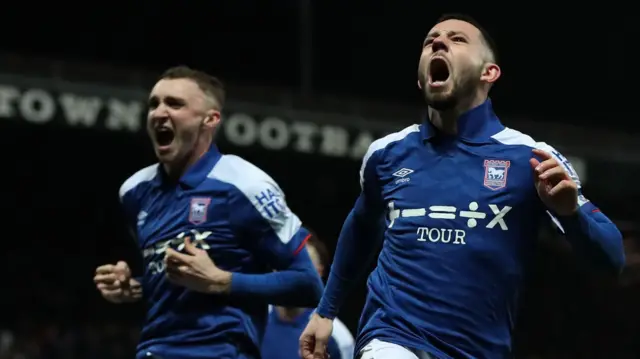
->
xmin=203 ymin=109 xmax=221 ymax=130
xmin=480 ymin=63 xmax=501 ymax=84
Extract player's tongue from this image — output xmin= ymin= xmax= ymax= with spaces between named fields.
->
xmin=428 ymin=58 xmax=450 ymax=87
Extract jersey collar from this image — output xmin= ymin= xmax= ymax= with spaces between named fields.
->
xmin=420 ymin=99 xmax=504 ymax=143
xmin=151 ymin=144 xmax=222 ymax=189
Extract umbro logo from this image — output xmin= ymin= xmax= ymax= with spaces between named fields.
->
xmin=392 ymin=168 xmax=414 ymax=178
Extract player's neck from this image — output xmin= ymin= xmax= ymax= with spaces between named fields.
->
xmin=275 ymin=306 xmax=307 ymax=321
xmin=429 ymin=95 xmax=486 ymax=135
xmin=163 ymin=137 xmax=212 ymax=180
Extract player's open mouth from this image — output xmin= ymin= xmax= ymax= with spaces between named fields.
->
xmin=155 ymin=127 xmax=175 ymax=148
xmin=428 ymin=57 xmax=450 ymax=87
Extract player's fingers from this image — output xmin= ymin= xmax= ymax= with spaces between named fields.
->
xmin=94 ymin=273 xmax=117 ymax=284
xmin=183 ymin=237 xmax=198 ymax=255
xmin=115 ymin=261 xmax=131 ymax=281
xmin=165 ymin=265 xmax=184 ymax=279
xmin=95 ymin=264 xmax=115 ymax=275
xmin=533 ymin=158 xmax=558 ymax=174
xmin=131 ymin=286 xmax=143 ymax=296
xmin=529 ymin=158 xmax=540 ymax=170
xmin=548 ymin=179 xmax=576 ymax=197
xmin=532 ymin=148 xmax=553 ymax=160
xmin=100 ymin=287 xmax=123 ymax=297
xmin=313 ymin=336 xmax=328 ymax=359
xmin=539 ymin=166 xmax=568 ymax=183
xmin=130 ymin=279 xmax=142 ymax=289
xmin=97 ymin=282 xmax=122 ymax=291
xmin=299 ymin=334 xmax=315 ymax=359
xmin=165 ymin=248 xmax=191 ymax=263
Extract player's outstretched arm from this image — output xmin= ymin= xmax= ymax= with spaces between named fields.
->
xmin=316 ymin=144 xmax=385 ymax=320
xmin=229 ymin=226 xmax=324 ymax=307
xmin=227 ymin=178 xmax=324 ymax=307
xmin=300 ymin=144 xmax=384 ymax=359
xmin=531 ymin=148 xmax=625 ymax=274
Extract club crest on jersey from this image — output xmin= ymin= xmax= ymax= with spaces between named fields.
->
xmin=483 ymin=159 xmax=511 ymax=191
xmin=189 ymin=197 xmax=211 ymax=224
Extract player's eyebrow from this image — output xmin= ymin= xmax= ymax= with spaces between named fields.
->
xmin=424 ymin=30 xmax=468 ymax=45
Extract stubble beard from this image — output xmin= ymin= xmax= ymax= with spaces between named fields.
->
xmin=422 ymin=68 xmax=481 ymax=112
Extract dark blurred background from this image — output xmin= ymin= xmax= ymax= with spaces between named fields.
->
xmin=0 ymin=2 xmax=639 ymax=359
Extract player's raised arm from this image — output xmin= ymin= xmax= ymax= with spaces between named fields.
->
xmin=316 ymin=142 xmax=386 ymax=320
xmin=225 ymin=161 xmax=323 ymax=307
xmin=531 ymin=146 xmax=625 ymax=274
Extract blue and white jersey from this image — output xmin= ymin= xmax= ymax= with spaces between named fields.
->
xmin=317 ymin=99 xmax=624 ymax=359
xmin=261 ymin=306 xmax=354 ymax=359
xmin=119 ymin=145 xmax=322 ymax=359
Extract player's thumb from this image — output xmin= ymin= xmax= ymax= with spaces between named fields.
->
xmin=115 ymin=261 xmax=131 ymax=282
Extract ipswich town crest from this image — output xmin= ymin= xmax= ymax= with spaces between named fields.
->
xmin=483 ymin=159 xmax=510 ymax=191
xmin=189 ymin=197 xmax=211 ymax=224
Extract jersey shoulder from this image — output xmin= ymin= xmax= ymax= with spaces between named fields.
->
xmin=206 ymin=154 xmax=281 ymax=195
xmin=491 ymin=127 xmax=557 ymax=153
xmin=360 ymin=124 xmax=421 ymax=185
xmin=118 ymin=163 xmax=159 ymax=202
xmin=363 ymin=124 xmax=421 ymax=166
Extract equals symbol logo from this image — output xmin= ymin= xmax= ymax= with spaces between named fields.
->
xmin=392 ymin=168 xmax=414 ymax=184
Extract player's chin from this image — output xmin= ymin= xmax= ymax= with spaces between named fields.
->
xmin=154 ymin=143 xmax=178 ymax=162
xmin=425 ymin=86 xmax=454 ymax=103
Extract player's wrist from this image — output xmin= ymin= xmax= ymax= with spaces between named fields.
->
xmin=206 ymin=270 xmax=232 ymax=294
xmin=314 ymin=308 xmax=335 ymax=321
xmin=555 ymin=204 xmax=579 ymax=217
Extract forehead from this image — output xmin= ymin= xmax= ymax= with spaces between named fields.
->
xmin=150 ymin=78 xmax=204 ymax=100
xmin=428 ymin=19 xmax=481 ymax=39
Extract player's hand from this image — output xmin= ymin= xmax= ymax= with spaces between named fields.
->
xmin=530 ymin=149 xmax=578 ymax=216
xmin=94 ymin=261 xmax=142 ymax=303
xmin=164 ymin=237 xmax=232 ymax=294
xmin=299 ymin=312 xmax=333 ymax=359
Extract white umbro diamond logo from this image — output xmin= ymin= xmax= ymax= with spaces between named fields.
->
xmin=392 ymin=168 xmax=414 ymax=177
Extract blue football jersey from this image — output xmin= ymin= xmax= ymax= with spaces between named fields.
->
xmin=261 ymin=307 xmax=354 ymax=359
xmin=319 ymin=100 xmax=623 ymax=359
xmin=119 ymin=145 xmax=317 ymax=359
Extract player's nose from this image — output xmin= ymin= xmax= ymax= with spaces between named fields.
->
xmin=431 ymin=37 xmax=449 ymax=54
xmin=149 ymin=109 xmax=171 ymax=125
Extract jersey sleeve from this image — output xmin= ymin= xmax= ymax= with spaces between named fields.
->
xmin=534 ymin=144 xmax=591 ymax=232
xmin=228 ymin=170 xmax=308 ymax=270
xmin=535 ymin=144 xmax=624 ymax=273
xmin=119 ymin=181 xmax=139 ymax=229
xmin=118 ymin=164 xmax=158 ymax=231
xmin=316 ymin=140 xmax=386 ymax=318
xmin=359 ymin=140 xmax=385 ymax=207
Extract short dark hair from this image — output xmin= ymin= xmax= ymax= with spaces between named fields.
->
xmin=437 ymin=13 xmax=498 ymax=64
xmin=159 ymin=66 xmax=226 ymax=109
xmin=306 ymin=229 xmax=330 ymax=269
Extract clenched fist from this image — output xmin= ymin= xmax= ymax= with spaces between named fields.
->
xmin=94 ymin=261 xmax=142 ymax=303
xmin=299 ymin=312 xmax=334 ymax=359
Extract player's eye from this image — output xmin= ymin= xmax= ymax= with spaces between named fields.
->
xmin=452 ymin=36 xmax=467 ymax=43
xmin=424 ymin=39 xmax=434 ymax=47
xmin=148 ymin=99 xmax=158 ymax=109
xmin=165 ymin=98 xmax=184 ymax=109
